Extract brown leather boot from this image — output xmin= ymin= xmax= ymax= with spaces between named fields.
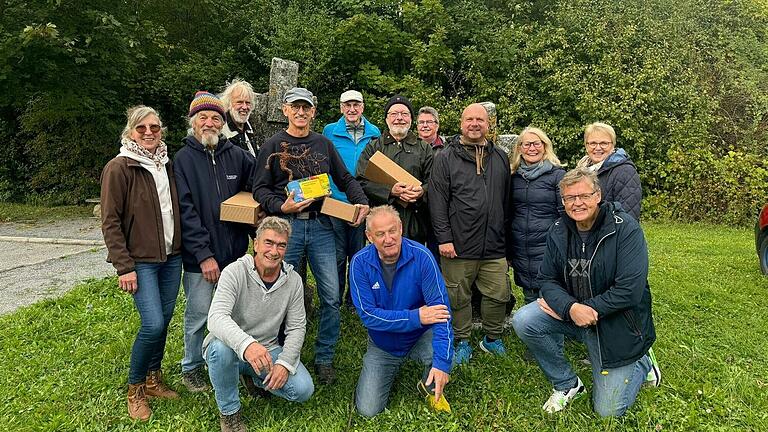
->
xmin=127 ymin=383 xmax=151 ymax=421
xmin=145 ymin=369 xmax=179 ymax=399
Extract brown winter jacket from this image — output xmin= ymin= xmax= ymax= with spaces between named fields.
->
xmin=100 ymin=156 xmax=182 ymax=275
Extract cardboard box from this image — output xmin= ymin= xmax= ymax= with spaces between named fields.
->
xmin=321 ymin=197 xmax=360 ymax=223
xmin=285 ymin=173 xmax=331 ymax=202
xmin=363 ymin=151 xmax=422 ymax=187
xmin=220 ymin=192 xmax=261 ymax=224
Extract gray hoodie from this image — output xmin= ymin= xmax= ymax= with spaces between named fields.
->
xmin=203 ymin=255 xmax=306 ymax=374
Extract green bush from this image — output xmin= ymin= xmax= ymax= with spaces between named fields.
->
xmin=0 ymin=0 xmax=766 ymax=224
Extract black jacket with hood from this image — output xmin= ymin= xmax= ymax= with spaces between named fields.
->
xmin=429 ymin=135 xmax=510 ymax=259
xmin=539 ymin=201 xmax=656 ymax=369
xmin=173 ymin=136 xmax=255 ymax=272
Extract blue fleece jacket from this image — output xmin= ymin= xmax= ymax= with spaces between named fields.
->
xmin=322 ymin=116 xmax=380 ymax=203
xmin=173 ymin=136 xmax=255 ymax=272
xmin=349 ymin=238 xmax=454 ymax=373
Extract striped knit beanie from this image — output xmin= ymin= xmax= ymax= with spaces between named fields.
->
xmin=188 ymin=91 xmax=226 ymax=118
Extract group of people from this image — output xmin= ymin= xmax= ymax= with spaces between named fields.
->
xmin=100 ymin=79 xmax=660 ymax=431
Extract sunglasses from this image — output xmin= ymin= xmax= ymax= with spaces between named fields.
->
xmin=135 ymin=124 xmax=161 ymax=133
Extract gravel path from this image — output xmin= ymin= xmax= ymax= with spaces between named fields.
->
xmin=0 ymin=217 xmax=114 ymax=315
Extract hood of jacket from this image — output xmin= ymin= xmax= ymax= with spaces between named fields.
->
xmin=598 ymin=148 xmax=636 ymax=173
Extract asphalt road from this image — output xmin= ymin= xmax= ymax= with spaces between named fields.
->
xmin=0 ymin=218 xmax=113 ymax=315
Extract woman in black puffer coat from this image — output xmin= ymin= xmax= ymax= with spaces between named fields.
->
xmin=508 ymin=127 xmax=565 ymax=304
xmin=576 ymin=122 xmax=642 ymax=221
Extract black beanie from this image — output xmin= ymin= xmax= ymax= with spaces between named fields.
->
xmin=383 ymin=95 xmax=414 ymax=118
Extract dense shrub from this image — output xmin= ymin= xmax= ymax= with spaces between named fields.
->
xmin=0 ymin=0 xmax=765 ymax=224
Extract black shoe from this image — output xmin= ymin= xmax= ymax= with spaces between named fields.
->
xmin=314 ymin=363 xmax=336 ymax=385
xmin=240 ymin=374 xmax=271 ymax=399
xmin=182 ymin=366 xmax=211 ymax=393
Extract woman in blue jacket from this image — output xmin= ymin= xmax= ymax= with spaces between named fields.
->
xmin=508 ymin=127 xmax=565 ymax=304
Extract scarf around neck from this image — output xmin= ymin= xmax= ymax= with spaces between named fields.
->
xmin=517 ymin=159 xmax=554 ymax=180
xmin=120 ymin=137 xmax=169 ymax=170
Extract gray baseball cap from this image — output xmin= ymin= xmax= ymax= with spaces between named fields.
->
xmin=283 ymin=87 xmax=315 ymax=106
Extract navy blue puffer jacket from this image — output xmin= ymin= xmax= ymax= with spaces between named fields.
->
xmin=508 ymin=165 xmax=565 ymax=300
xmin=596 ymin=148 xmax=641 ymax=221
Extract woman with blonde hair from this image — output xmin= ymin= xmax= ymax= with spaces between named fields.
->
xmin=576 ymin=122 xmax=641 ymax=220
xmin=508 ymin=127 xmax=565 ymax=304
xmin=101 ymin=106 xmax=182 ymax=421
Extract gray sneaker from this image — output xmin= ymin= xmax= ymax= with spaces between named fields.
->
xmin=220 ymin=409 xmax=247 ymax=432
xmin=182 ymin=367 xmax=211 ymax=393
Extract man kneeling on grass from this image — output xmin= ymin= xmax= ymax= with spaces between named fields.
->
xmin=350 ymin=205 xmax=454 ymax=417
xmin=204 ymin=217 xmax=314 ymax=432
xmin=512 ymin=168 xmax=660 ymax=417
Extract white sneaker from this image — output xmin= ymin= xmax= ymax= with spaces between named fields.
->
xmin=542 ymin=377 xmax=586 ymax=413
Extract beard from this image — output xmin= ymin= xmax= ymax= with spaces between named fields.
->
xmin=229 ymin=107 xmax=251 ymax=124
xmin=201 ymin=132 xmax=219 ymax=149
xmin=389 ymin=125 xmax=410 ymax=139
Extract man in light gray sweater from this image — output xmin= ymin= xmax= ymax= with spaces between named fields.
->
xmin=204 ymin=217 xmax=314 ymax=432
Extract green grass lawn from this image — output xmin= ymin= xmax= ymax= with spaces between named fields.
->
xmin=1 ymin=221 xmax=767 ymax=431
xmin=0 ymin=202 xmax=93 ymax=223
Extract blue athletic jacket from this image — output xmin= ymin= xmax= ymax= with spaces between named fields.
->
xmin=322 ymin=116 xmax=380 ymax=203
xmin=350 ymin=238 xmax=454 ymax=373
xmin=173 ymin=136 xmax=255 ymax=272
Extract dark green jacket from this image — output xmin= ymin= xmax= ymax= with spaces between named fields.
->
xmin=355 ymin=130 xmax=433 ymax=243
xmin=539 ymin=201 xmax=656 ymax=369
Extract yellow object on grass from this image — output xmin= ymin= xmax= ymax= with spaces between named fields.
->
xmin=417 ymin=380 xmax=451 ymax=413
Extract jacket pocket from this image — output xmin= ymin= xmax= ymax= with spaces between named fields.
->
xmin=622 ymin=309 xmax=643 ymax=338
xmin=444 ymin=282 xmax=469 ymax=309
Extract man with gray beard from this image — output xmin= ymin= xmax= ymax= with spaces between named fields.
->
xmin=174 ymin=91 xmax=258 ymax=393
xmin=355 ymin=95 xmax=434 ymax=245
xmin=220 ymin=78 xmax=258 ymax=157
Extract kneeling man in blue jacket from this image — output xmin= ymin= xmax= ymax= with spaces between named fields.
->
xmin=512 ymin=168 xmax=661 ymax=417
xmin=350 ymin=205 xmax=454 ymax=417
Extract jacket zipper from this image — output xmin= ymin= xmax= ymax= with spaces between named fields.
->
xmin=586 ymin=225 xmax=616 ymax=371
xmin=209 ymin=149 xmax=222 ymax=199
xmin=524 ymin=180 xmax=531 ymax=281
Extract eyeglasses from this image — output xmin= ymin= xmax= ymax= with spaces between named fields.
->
xmin=387 ymin=111 xmax=411 ymax=119
xmin=521 ymin=140 xmax=543 ymax=149
xmin=587 ymin=141 xmax=612 ymax=149
xmin=342 ymin=102 xmax=362 ymax=109
xmin=135 ymin=124 xmax=161 ymax=133
xmin=562 ymin=190 xmax=599 ymax=204
xmin=417 ymin=120 xmax=436 ymax=126
xmin=286 ymin=103 xmax=313 ymax=113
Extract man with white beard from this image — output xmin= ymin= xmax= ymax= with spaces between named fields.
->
xmin=174 ymin=91 xmax=258 ymax=393
xmin=355 ymin=95 xmax=434 ymax=245
xmin=220 ymin=78 xmax=258 ymax=157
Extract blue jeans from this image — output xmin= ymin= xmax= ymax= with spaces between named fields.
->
xmin=129 ymin=254 xmax=182 ymax=384
xmin=355 ymin=330 xmax=434 ymax=417
xmin=283 ymin=215 xmax=340 ymax=365
xmin=331 ymin=217 xmax=365 ymax=304
xmin=206 ymin=338 xmax=314 ymax=414
xmin=512 ymin=301 xmax=652 ymax=417
xmin=182 ymin=271 xmax=215 ymax=373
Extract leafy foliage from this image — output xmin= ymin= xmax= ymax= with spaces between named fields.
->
xmin=0 ymin=0 xmax=766 ymax=224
